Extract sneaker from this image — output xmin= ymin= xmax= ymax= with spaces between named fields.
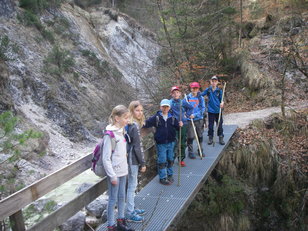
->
xmin=219 ymin=136 xmax=225 ymax=145
xmin=107 ymin=225 xmax=117 ymax=231
xmin=126 ymin=212 xmax=144 ymax=223
xmin=117 ymin=219 xmax=134 ymax=231
xmin=134 ymin=208 xmax=146 ymax=216
xmin=208 ymin=137 xmax=213 ymax=145
xmin=159 ymin=178 xmax=171 ymax=185
xmin=188 ymin=152 xmax=196 ymax=159
xmin=180 ymin=161 xmax=186 ymax=167
xmin=167 ymin=175 xmax=174 ymax=183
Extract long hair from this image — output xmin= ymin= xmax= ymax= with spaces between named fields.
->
xmin=109 ymin=105 xmax=129 ymax=125
xmin=128 ymin=101 xmax=145 ymax=128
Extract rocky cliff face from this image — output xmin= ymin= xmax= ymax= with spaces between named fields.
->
xmin=0 ymin=1 xmax=160 ymax=183
xmin=0 ymin=0 xmax=15 ymax=17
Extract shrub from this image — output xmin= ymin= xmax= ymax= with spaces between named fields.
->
xmin=0 ymin=111 xmax=43 ymax=199
xmin=19 ymin=0 xmax=63 ymax=13
xmin=73 ymin=0 xmax=102 ymax=9
xmin=44 ymin=45 xmax=75 ymax=76
xmin=0 ymin=35 xmax=10 ymax=61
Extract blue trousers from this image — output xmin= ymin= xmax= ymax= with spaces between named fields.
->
xmin=107 ymin=176 xmax=126 ymax=226
xmin=126 ymin=165 xmax=139 ymax=216
xmin=156 ymin=142 xmax=175 ymax=179
xmin=208 ymin=112 xmax=224 ymax=137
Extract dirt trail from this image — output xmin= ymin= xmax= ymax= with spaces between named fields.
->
xmin=224 ymin=102 xmax=308 ymax=128
xmin=224 ymin=107 xmax=281 ymax=128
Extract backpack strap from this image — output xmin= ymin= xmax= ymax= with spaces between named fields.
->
xmin=156 ymin=115 xmax=160 ymax=127
xmin=104 ymin=130 xmax=117 ymax=152
xmin=124 ymin=125 xmax=131 ymax=143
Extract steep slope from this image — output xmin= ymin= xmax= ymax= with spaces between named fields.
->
xmin=0 ymin=2 xmax=160 ymax=186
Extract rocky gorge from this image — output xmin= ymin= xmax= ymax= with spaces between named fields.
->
xmin=0 ymin=0 xmax=307 ymax=230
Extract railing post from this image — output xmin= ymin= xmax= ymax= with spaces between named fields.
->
xmin=9 ymin=210 xmax=25 ymax=231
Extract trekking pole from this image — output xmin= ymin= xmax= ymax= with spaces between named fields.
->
xmin=177 ymin=100 xmax=182 ymax=186
xmin=184 ymin=94 xmax=203 ymax=159
xmin=214 ymin=82 xmax=227 ymax=147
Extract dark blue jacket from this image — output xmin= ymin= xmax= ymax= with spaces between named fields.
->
xmin=143 ymin=111 xmax=179 ymax=144
xmin=201 ymin=86 xmax=222 ymax=114
xmin=169 ymin=98 xmax=194 ymax=125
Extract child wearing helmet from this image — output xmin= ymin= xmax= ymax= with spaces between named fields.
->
xmin=201 ymin=76 xmax=225 ymax=145
xmin=143 ymin=99 xmax=182 ymax=185
xmin=169 ymin=86 xmax=194 ymax=167
xmin=186 ymin=82 xmax=206 ymax=158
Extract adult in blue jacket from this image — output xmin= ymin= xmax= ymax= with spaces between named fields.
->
xmin=186 ymin=82 xmax=206 ymax=158
xmin=170 ymin=86 xmax=194 ymax=167
xmin=201 ymin=76 xmax=225 ymax=145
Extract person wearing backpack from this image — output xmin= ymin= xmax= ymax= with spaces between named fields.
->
xmin=186 ymin=82 xmax=206 ymax=158
xmin=102 ymin=105 xmax=134 ymax=231
xmin=143 ymin=99 xmax=182 ymax=185
xmin=124 ymin=101 xmax=146 ymax=223
xmin=201 ymin=76 xmax=225 ymax=145
xmin=170 ymin=86 xmax=194 ymax=167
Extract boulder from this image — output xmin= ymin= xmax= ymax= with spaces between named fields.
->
xmin=75 ymin=182 xmax=93 ymax=194
xmin=85 ymin=195 xmax=108 ymax=217
xmin=275 ymin=15 xmax=304 ymax=33
xmin=59 ymin=211 xmax=85 ymax=231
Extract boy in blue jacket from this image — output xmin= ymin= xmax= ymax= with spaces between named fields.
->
xmin=170 ymin=86 xmax=193 ymax=167
xmin=201 ymin=76 xmax=225 ymax=145
xmin=186 ymin=82 xmax=206 ymax=158
xmin=144 ymin=99 xmax=182 ymax=185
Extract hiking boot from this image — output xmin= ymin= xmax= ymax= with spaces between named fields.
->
xmin=188 ymin=152 xmax=196 ymax=159
xmin=180 ymin=161 xmax=186 ymax=167
xmin=117 ymin=219 xmax=134 ymax=231
xmin=167 ymin=175 xmax=174 ymax=183
xmin=126 ymin=212 xmax=144 ymax=223
xmin=208 ymin=137 xmax=213 ymax=145
xmin=219 ymin=136 xmax=225 ymax=145
xmin=134 ymin=208 xmax=146 ymax=216
xmin=108 ymin=225 xmax=117 ymax=231
xmin=159 ymin=178 xmax=171 ymax=185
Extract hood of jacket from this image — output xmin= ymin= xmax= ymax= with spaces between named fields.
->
xmin=106 ymin=124 xmax=124 ymax=134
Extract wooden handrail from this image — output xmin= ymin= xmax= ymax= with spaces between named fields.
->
xmin=28 ymin=178 xmax=107 ymax=231
xmin=0 ymin=144 xmax=156 ymax=231
xmin=0 ymin=153 xmax=93 ymax=221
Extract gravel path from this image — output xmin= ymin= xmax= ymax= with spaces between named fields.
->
xmin=224 ymin=102 xmax=308 ymax=128
xmin=224 ymin=107 xmax=281 ymax=128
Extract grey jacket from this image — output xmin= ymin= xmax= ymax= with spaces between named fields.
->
xmin=126 ymin=122 xmax=146 ymax=167
xmin=102 ymin=125 xmax=128 ymax=182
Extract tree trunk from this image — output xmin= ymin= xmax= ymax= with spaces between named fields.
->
xmin=239 ymin=0 xmax=243 ymax=48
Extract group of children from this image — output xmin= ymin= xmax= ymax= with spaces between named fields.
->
xmin=102 ymin=76 xmax=225 ymax=230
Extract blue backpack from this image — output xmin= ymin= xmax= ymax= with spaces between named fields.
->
xmin=91 ymin=130 xmax=117 ymax=177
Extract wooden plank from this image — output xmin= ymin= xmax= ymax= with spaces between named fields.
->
xmin=0 ymin=153 xmax=93 ymax=221
xmin=28 ymin=178 xmax=107 ymax=231
xmin=9 ymin=210 xmax=25 ymax=231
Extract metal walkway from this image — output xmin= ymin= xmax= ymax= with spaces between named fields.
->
xmin=97 ymin=125 xmax=237 ymax=231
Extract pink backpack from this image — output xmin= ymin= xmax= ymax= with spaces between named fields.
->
xmin=91 ymin=130 xmax=117 ymax=177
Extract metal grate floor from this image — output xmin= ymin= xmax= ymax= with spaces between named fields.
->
xmin=97 ymin=125 xmax=237 ymax=231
